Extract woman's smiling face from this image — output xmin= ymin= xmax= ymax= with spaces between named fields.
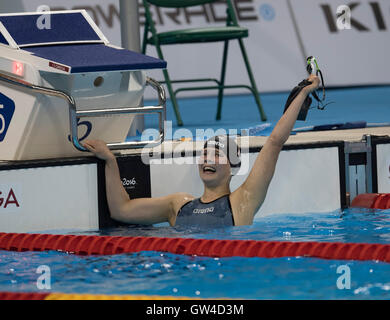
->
xmin=198 ymin=147 xmax=231 ymax=187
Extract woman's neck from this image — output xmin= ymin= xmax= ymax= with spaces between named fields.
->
xmin=201 ymin=185 xmax=230 ymax=203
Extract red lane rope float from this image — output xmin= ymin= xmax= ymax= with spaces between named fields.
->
xmin=1 ymin=232 xmax=390 ymax=262
xmin=0 ymin=291 xmax=49 ymax=300
xmin=351 ymin=193 xmax=390 ymax=209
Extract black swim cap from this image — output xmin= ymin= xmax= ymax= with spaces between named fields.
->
xmin=203 ymin=135 xmax=241 ymax=168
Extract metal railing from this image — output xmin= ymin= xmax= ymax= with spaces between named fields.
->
xmin=0 ymin=72 xmax=166 ymax=151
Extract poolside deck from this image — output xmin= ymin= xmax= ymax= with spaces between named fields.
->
xmin=122 ymin=125 xmax=390 ymax=157
xmin=271 ymin=126 xmax=390 ymax=145
xmin=123 ymin=85 xmax=390 ymax=155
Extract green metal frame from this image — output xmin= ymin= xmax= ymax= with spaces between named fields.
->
xmin=142 ymin=0 xmax=267 ymax=126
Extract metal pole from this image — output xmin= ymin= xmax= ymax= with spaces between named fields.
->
xmin=120 ymin=0 xmax=141 ymax=52
xmin=119 ymin=0 xmax=144 ymax=135
xmin=365 ymin=135 xmax=373 ymax=193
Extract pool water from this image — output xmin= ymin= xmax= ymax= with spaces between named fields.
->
xmin=95 ymin=208 xmax=390 ymax=244
xmin=1 ymin=208 xmax=390 ymax=299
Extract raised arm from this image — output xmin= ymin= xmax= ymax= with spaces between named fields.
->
xmin=231 ymin=75 xmax=320 ymax=225
xmin=83 ymin=140 xmax=191 ymax=226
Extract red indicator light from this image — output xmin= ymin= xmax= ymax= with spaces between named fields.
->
xmin=12 ymin=61 xmax=24 ymax=77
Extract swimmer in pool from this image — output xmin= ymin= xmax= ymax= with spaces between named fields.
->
xmin=84 ymin=75 xmax=320 ymax=227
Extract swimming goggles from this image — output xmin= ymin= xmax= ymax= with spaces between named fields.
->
xmin=306 ymin=56 xmax=329 ymax=110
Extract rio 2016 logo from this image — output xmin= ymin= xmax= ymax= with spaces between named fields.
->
xmin=122 ymin=177 xmax=137 ymax=189
xmin=0 ymin=92 xmax=15 ymax=142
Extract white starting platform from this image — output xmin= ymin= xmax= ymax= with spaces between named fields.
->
xmin=0 ymin=10 xmax=166 ymax=160
xmin=0 ymin=11 xmax=390 ymax=234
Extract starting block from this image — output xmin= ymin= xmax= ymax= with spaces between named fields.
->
xmin=0 ymin=10 xmax=167 ymax=160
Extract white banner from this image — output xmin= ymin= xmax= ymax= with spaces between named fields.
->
xmin=5 ymin=0 xmax=390 ymax=95
xmin=0 ymin=164 xmax=99 ymax=233
xmin=0 ymin=183 xmax=22 ymax=214
xmin=290 ymin=0 xmax=390 ymax=87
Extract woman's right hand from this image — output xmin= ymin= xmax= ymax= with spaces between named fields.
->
xmin=83 ymin=139 xmax=115 ymax=161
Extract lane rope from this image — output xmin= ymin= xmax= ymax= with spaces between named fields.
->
xmin=351 ymin=193 xmax=390 ymax=209
xmin=1 ymin=232 xmax=390 ymax=263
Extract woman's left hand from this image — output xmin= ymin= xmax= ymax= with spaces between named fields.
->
xmin=304 ymin=74 xmax=320 ymax=93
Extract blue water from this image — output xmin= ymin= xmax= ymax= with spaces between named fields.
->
xmin=1 ymin=250 xmax=389 ymax=299
xmin=93 ymin=208 xmax=390 ymax=244
xmin=1 ymin=208 xmax=390 ymax=299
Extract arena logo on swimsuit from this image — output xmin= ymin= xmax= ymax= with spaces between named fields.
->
xmin=193 ymin=207 xmax=214 ymax=214
xmin=0 ymin=92 xmax=15 ymax=142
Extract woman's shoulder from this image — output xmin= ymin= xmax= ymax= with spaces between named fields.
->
xmin=170 ymin=192 xmax=195 ymax=210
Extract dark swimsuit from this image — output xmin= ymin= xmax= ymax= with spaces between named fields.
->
xmin=175 ymin=195 xmax=235 ymax=227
